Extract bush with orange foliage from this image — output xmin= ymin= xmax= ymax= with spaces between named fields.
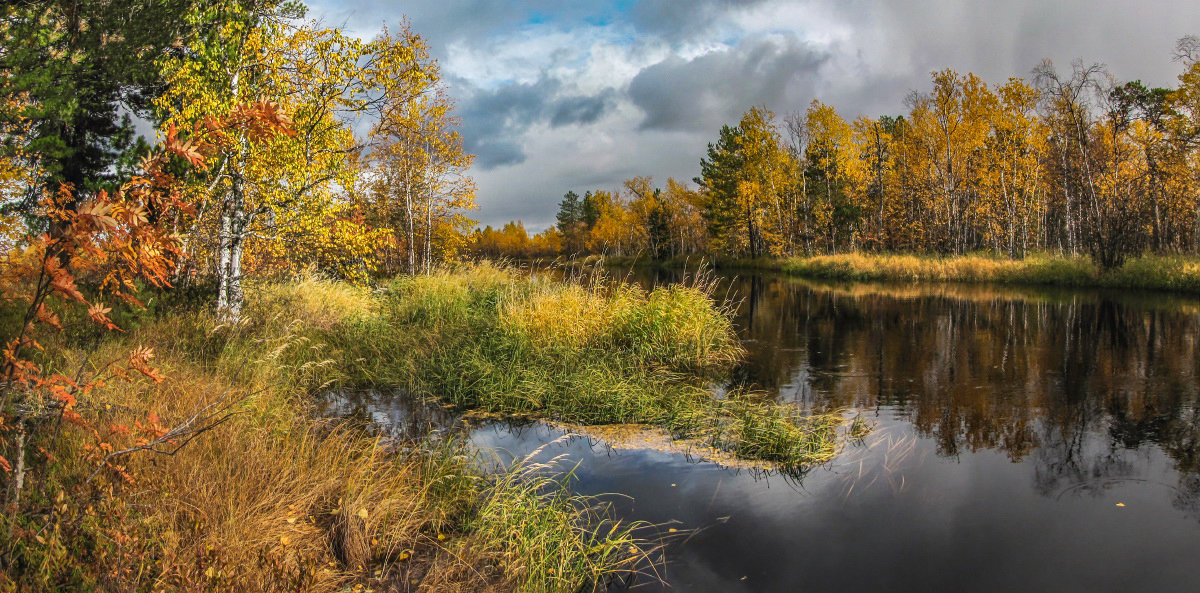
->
xmin=0 ymin=101 xmax=294 ymax=552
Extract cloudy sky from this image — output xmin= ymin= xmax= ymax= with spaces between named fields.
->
xmin=309 ymin=0 xmax=1200 ymax=231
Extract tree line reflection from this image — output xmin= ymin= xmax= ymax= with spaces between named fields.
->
xmin=621 ymin=268 xmax=1200 ymax=510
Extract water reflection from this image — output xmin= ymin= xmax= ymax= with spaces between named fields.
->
xmin=627 ymin=269 xmax=1200 ymax=483
xmin=327 ymin=271 xmax=1200 ymax=592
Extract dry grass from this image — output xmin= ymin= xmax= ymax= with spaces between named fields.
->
xmin=6 ymin=273 xmax=647 ymax=593
xmin=709 ymin=251 xmax=1200 ymax=294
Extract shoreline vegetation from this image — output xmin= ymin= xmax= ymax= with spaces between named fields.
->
xmin=598 ymin=251 xmax=1200 ymax=294
xmin=9 ymin=263 xmax=861 ymax=592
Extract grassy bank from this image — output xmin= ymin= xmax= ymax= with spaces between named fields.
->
xmin=6 ymin=263 xmax=858 ymax=592
xmin=4 ymin=275 xmax=646 ymax=593
xmin=605 ymin=252 xmax=1200 ymax=293
xmin=317 ymin=264 xmax=857 ymax=469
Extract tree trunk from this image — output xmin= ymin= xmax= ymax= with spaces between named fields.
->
xmin=216 ymin=163 xmax=247 ymax=321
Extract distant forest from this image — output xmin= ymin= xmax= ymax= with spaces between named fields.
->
xmin=473 ymin=38 xmax=1200 ymax=268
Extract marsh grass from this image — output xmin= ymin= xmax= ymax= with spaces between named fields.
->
xmin=427 ymin=436 xmax=653 ymax=593
xmin=9 ymin=272 xmax=653 ymax=593
xmin=607 ymin=251 xmax=1200 ymax=294
xmin=632 ymin=251 xmax=1200 ymax=293
xmin=318 ymin=263 xmax=857 ymax=470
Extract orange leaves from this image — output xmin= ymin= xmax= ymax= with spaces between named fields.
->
xmin=228 ymin=100 xmax=295 ymax=142
xmin=165 ymin=100 xmax=296 ymax=163
xmin=88 ymin=303 xmax=119 ymax=331
xmin=48 ymin=266 xmax=85 ymax=303
xmin=127 ymin=346 xmax=164 ymax=384
xmin=75 ymin=198 xmax=119 ymax=232
xmin=165 ymin=122 xmax=208 ymax=168
xmin=35 ymin=303 xmax=62 ymax=330
xmin=134 ymin=411 xmax=169 ymax=441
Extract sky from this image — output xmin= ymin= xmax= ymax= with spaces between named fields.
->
xmin=308 ymin=0 xmax=1200 ymax=231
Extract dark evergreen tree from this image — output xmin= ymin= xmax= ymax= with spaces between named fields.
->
xmin=0 ymin=0 xmax=217 ymax=212
xmin=695 ymin=124 xmax=745 ymax=255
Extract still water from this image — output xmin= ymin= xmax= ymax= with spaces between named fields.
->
xmin=328 ymin=271 xmax=1200 ymax=592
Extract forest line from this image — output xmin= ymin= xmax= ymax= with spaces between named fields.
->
xmin=474 ymin=39 xmax=1200 ymax=271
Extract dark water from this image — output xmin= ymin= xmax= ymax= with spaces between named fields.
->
xmin=328 ymin=272 xmax=1200 ymax=593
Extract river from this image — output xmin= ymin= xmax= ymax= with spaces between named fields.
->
xmin=326 ymin=270 xmax=1200 ymax=592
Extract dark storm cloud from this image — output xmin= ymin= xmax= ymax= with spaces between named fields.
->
xmin=629 ymin=35 xmax=829 ymax=132
xmin=549 ymin=90 xmax=617 ymax=127
xmin=456 ymin=77 xmax=618 ymax=169
xmin=629 ymin=0 xmax=771 ymax=42
xmin=823 ymin=0 xmax=1200 ymax=96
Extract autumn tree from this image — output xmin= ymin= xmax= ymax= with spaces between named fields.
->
xmin=975 ymin=79 xmax=1048 ymax=257
xmin=157 ymin=7 xmax=439 ymax=317
xmin=850 ymin=115 xmax=901 ymax=249
xmin=585 ymin=190 xmax=637 ymax=255
xmin=368 ymin=83 xmax=477 ymax=275
xmin=804 ymin=100 xmax=856 ymax=251
xmin=696 ymin=107 xmax=798 ymax=257
xmin=902 ymin=70 xmax=997 ymax=253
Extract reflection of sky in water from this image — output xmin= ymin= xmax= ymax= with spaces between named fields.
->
xmin=321 ymin=271 xmax=1200 ymax=592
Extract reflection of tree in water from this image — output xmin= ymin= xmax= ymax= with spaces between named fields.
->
xmin=703 ymin=274 xmax=1200 ymax=490
xmin=610 ymin=268 xmax=1200 ymax=506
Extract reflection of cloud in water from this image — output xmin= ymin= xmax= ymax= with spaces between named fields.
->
xmin=318 ymin=269 xmax=1200 ymax=591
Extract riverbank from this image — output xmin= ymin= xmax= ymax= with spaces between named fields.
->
xmin=6 ymin=263 xmax=858 ymax=592
xmin=321 ymin=264 xmax=860 ymax=468
xmin=7 ymin=272 xmax=650 ymax=592
xmin=603 ymin=252 xmax=1200 ymax=294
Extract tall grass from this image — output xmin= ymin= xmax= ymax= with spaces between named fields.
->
xmin=319 ymin=263 xmax=858 ymax=470
xmin=426 ymin=437 xmax=650 ymax=593
xmin=7 ymin=273 xmax=651 ymax=593
xmin=688 ymin=252 xmax=1200 ymax=293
